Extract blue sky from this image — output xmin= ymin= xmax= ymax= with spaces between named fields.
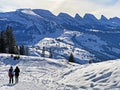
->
xmin=0 ymin=0 xmax=120 ymax=18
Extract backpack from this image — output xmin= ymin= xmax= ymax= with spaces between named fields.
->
xmin=8 ymin=69 xmax=14 ymax=77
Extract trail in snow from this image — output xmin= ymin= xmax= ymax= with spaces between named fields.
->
xmin=0 ymin=54 xmax=120 ymax=90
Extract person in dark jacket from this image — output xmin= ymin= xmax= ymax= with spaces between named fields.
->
xmin=14 ymin=66 xmax=20 ymax=83
xmin=8 ymin=66 xmax=14 ymax=84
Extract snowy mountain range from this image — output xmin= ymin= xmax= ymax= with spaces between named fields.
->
xmin=1 ymin=9 xmax=120 ymax=63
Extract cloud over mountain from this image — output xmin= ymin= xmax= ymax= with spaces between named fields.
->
xmin=0 ymin=0 xmax=120 ymax=18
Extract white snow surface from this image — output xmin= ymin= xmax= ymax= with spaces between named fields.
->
xmin=21 ymin=9 xmax=40 ymax=17
xmin=33 ymin=30 xmax=94 ymax=63
xmin=0 ymin=54 xmax=120 ymax=90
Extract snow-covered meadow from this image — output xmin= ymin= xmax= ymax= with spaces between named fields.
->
xmin=0 ymin=54 xmax=120 ymax=90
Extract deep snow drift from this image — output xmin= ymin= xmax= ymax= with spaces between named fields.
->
xmin=0 ymin=54 xmax=120 ymax=90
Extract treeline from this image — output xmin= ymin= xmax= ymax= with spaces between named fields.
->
xmin=0 ymin=26 xmax=28 ymax=55
xmin=41 ymin=46 xmax=53 ymax=58
xmin=0 ymin=26 xmax=92 ymax=64
xmin=41 ymin=46 xmax=75 ymax=63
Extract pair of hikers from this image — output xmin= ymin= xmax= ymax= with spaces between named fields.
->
xmin=8 ymin=66 xmax=20 ymax=84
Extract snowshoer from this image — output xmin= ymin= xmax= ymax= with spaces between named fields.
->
xmin=8 ymin=66 xmax=14 ymax=84
xmin=14 ymin=66 xmax=20 ymax=83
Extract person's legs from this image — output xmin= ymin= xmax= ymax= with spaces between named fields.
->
xmin=9 ymin=77 xmax=11 ymax=83
xmin=15 ymin=76 xmax=16 ymax=83
xmin=15 ymin=76 xmax=18 ymax=83
xmin=17 ymin=76 xmax=19 ymax=83
xmin=11 ymin=76 xmax=13 ymax=83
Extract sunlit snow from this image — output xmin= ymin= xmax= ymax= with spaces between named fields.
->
xmin=0 ymin=54 xmax=120 ymax=90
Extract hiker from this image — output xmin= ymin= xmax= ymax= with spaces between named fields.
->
xmin=14 ymin=66 xmax=20 ymax=83
xmin=8 ymin=66 xmax=14 ymax=84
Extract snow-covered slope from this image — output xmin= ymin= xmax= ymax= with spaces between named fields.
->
xmin=32 ymin=30 xmax=94 ymax=64
xmin=1 ymin=9 xmax=120 ymax=62
xmin=0 ymin=9 xmax=63 ymax=45
xmin=0 ymin=54 xmax=120 ymax=90
xmin=29 ymin=29 xmax=120 ymax=63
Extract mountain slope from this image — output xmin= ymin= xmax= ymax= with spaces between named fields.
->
xmin=1 ymin=9 xmax=120 ymax=62
xmin=0 ymin=9 xmax=63 ymax=45
xmin=0 ymin=54 xmax=120 ymax=90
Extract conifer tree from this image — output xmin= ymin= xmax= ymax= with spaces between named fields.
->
xmin=25 ymin=46 xmax=29 ymax=56
xmin=0 ymin=31 xmax=7 ymax=53
xmin=42 ymin=46 xmax=45 ymax=57
xmin=5 ymin=26 xmax=17 ymax=54
xmin=68 ymin=53 xmax=74 ymax=62
xmin=49 ymin=48 xmax=52 ymax=58
xmin=20 ymin=45 xmax=25 ymax=55
xmin=0 ymin=31 xmax=2 ymax=52
xmin=0 ymin=32 xmax=1 ymax=53
xmin=0 ymin=26 xmax=17 ymax=54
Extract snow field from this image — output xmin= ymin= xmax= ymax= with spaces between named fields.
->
xmin=0 ymin=54 xmax=120 ymax=90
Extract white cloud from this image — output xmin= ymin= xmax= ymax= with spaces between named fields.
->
xmin=0 ymin=0 xmax=65 ymax=11
xmin=0 ymin=0 xmax=120 ymax=18
xmin=89 ymin=0 xmax=119 ymax=5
